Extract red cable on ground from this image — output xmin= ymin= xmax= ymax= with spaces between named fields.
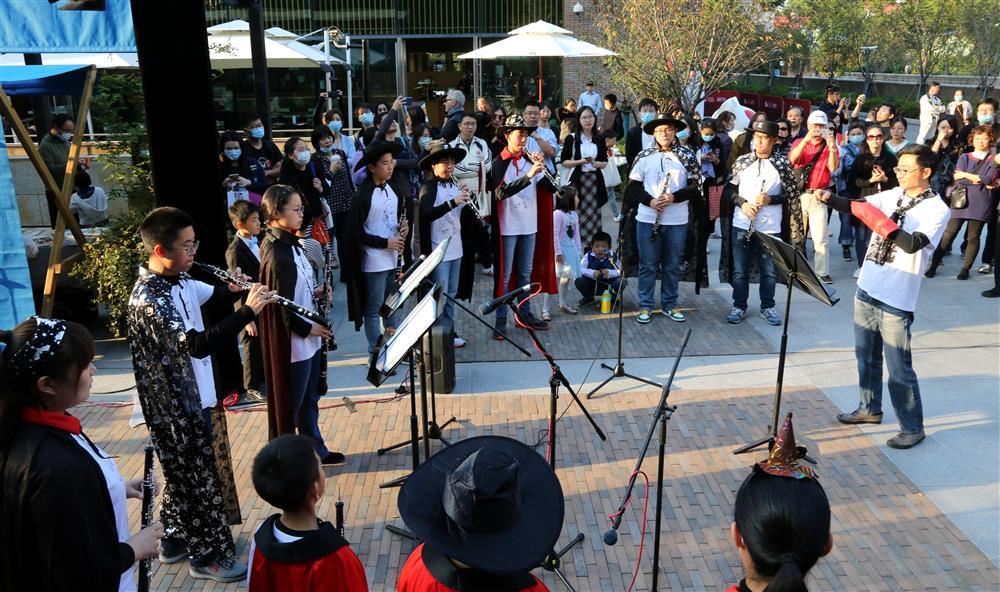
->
xmin=607 ymin=470 xmax=651 ymax=592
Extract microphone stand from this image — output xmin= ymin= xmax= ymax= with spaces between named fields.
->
xmin=508 ymin=301 xmax=606 ymax=591
xmin=587 ymin=202 xmax=663 ymax=399
xmin=604 ymin=329 xmax=690 ymax=592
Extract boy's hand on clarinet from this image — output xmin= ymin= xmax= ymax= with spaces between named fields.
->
xmin=245 ymin=283 xmax=277 ymax=314
xmin=128 ymin=521 xmax=164 ymax=561
xmin=246 ymin=320 xmax=258 ymax=337
xmin=309 ymin=323 xmax=333 ymax=339
xmin=227 ymin=267 xmax=252 ymax=292
xmin=125 ymin=476 xmax=160 ymax=499
xmin=387 ymin=237 xmax=405 ymax=252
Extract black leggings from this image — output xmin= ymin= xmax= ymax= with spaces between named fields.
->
xmin=933 ymin=218 xmax=986 ymax=271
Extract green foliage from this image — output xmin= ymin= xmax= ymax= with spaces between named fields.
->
xmin=70 ymin=208 xmax=148 ymax=337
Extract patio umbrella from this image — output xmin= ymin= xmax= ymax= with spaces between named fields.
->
xmin=206 ymin=19 xmax=344 ymax=69
xmin=458 ymin=20 xmax=616 ymax=99
xmin=0 ymin=52 xmax=138 ymax=69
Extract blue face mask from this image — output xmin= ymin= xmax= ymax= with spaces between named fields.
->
xmin=848 ymin=134 xmax=865 ymax=145
xmin=249 ymin=126 xmax=265 ymax=139
xmin=319 ymin=145 xmax=334 ymax=153
xmin=328 ymin=120 xmax=343 ymax=133
xmin=60 ymin=132 xmax=74 ymax=142
xmin=979 ymin=114 xmax=995 ymax=125
xmin=419 ymin=136 xmax=431 ymax=148
xmin=360 ymin=112 xmax=375 ymax=126
xmin=701 ymin=134 xmax=715 ymax=142
xmin=224 ymin=148 xmax=241 ymax=160
xmin=295 ymin=150 xmax=312 ymax=165
xmin=640 ymin=112 xmax=656 ymax=124
xmin=676 ymin=129 xmax=690 ymax=140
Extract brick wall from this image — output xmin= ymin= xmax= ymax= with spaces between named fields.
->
xmin=560 ymin=0 xmax=622 ymax=109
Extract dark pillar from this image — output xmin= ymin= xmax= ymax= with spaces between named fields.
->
xmin=130 ymin=0 xmax=228 ymax=265
xmin=248 ymin=0 xmax=272 ymax=134
xmin=23 ymin=54 xmax=52 ymax=143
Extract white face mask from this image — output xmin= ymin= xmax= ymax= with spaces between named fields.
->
xmin=295 ymin=150 xmax=311 ymax=165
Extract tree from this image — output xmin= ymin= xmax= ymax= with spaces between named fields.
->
xmin=593 ymin=0 xmax=790 ymax=112
xmin=885 ymin=0 xmax=960 ymax=96
xmin=960 ymin=0 xmax=1000 ymax=99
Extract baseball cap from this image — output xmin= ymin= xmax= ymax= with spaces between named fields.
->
xmin=806 ymin=110 xmax=828 ymax=126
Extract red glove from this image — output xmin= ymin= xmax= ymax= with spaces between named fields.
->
xmin=851 ymin=200 xmax=900 ymax=238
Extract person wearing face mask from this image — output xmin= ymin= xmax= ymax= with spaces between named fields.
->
xmin=219 ymin=131 xmax=268 ymax=205
xmin=956 ymin=98 xmax=1000 ymax=152
xmin=38 ymin=114 xmax=79 ymax=228
xmin=947 ymin=90 xmax=973 ymax=128
xmin=278 ymin=137 xmax=327 ymax=234
xmin=243 ymin=114 xmax=283 ymax=186
xmin=316 ymin=108 xmax=357 ymax=166
xmin=368 ymin=96 xmax=421 ymax=202
xmin=353 ymin=104 xmax=377 ymax=152
xmin=311 ymin=126 xmax=355 ymax=272
xmin=625 ymin=98 xmax=659 ymax=167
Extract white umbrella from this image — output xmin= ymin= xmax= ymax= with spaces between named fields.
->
xmin=458 ymin=20 xmax=616 ymax=98
xmin=206 ymin=19 xmax=344 ymax=69
xmin=0 ymin=52 xmax=138 ymax=69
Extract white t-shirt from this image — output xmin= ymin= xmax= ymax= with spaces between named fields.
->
xmin=172 ymin=278 xmax=218 ymax=409
xmin=629 ymin=151 xmax=689 ymax=226
xmin=431 ymin=183 xmax=464 ymax=262
xmin=499 ymin=158 xmax=541 ymax=236
xmin=641 ymin=131 xmax=655 ymax=152
xmin=730 ymin=158 xmax=784 ymax=235
xmin=72 ymin=434 xmax=133 ymax=592
xmin=69 ymin=186 xmax=108 ymax=225
xmin=291 ymin=245 xmax=322 ymax=363
xmin=362 ymin=185 xmax=400 ymax=273
xmin=534 ymin=127 xmax=558 ymax=169
xmin=857 ymin=187 xmax=951 ymax=312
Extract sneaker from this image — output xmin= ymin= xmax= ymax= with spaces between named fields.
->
xmin=517 ymin=312 xmax=549 ymax=331
xmin=759 ymin=308 xmax=782 ymax=326
xmin=541 ymin=310 xmax=552 ymax=322
xmin=493 ymin=317 xmax=506 ymax=341
xmin=321 ymin=452 xmax=346 ymax=465
xmin=957 ymin=268 xmax=970 ymax=280
xmin=852 ymin=267 xmax=861 ymax=279
xmin=229 ymin=389 xmax=265 ymax=410
xmin=578 ymin=297 xmax=595 ymax=307
xmin=836 ymin=408 xmax=883 ymax=425
xmin=159 ymin=539 xmax=188 ymax=564
xmin=613 ymin=213 xmax=622 ymax=223
xmin=189 ymin=557 xmax=248 ymax=583
xmin=887 ymin=430 xmax=925 ymax=449
xmin=820 ymin=275 xmax=834 ymax=284
xmin=979 ymin=263 xmax=993 ymax=274
xmin=842 ymin=246 xmax=852 ymax=262
xmin=726 ymin=307 xmax=746 ymax=324
xmin=663 ymin=308 xmax=686 ymax=322
xmin=453 ymin=336 xmax=466 ymax=348
xmin=637 ymin=309 xmax=652 ymax=324
xmin=481 ymin=266 xmax=494 ymax=276
xmin=982 ymin=287 xmax=1000 ymax=298
xmin=710 ymin=232 xmax=722 ymax=239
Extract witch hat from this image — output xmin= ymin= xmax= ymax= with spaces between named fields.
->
xmin=756 ymin=412 xmax=817 ymax=480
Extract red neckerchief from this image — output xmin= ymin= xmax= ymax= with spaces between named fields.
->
xmin=500 ymin=147 xmax=524 ymax=175
xmin=20 ymin=407 xmax=82 ymax=434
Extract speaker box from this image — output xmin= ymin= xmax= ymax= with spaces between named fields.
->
xmin=422 ymin=326 xmax=455 ymax=394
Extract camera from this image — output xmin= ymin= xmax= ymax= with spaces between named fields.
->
xmin=430 ymin=90 xmax=447 ymax=100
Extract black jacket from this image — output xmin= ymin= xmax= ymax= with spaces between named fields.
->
xmin=278 ymin=160 xmax=328 ymax=224
xmin=225 ymin=234 xmax=261 ymax=308
xmin=440 ymin=107 xmax=466 ymax=143
xmin=598 ymin=109 xmax=624 ymax=142
xmin=625 ymin=125 xmax=646 ymax=167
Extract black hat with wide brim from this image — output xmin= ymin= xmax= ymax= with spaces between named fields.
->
xmin=749 ymin=119 xmax=781 ymax=138
xmin=397 ymin=435 xmax=564 ymax=574
xmin=418 ymin=140 xmax=467 ymax=170
xmin=642 ymin=115 xmax=687 ymax=135
xmin=496 ymin=113 xmax=538 ymax=141
xmin=353 ymin=139 xmax=403 ymax=172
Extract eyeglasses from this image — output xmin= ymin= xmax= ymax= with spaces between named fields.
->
xmin=893 ymin=167 xmax=920 ymax=176
xmin=168 ymin=240 xmax=200 ymax=256
xmin=283 ymin=206 xmax=305 ymax=214
xmin=867 ymin=134 xmax=884 ymax=140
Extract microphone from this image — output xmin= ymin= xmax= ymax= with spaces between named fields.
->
xmin=603 ymin=529 xmax=619 ymax=546
xmin=479 ymin=284 xmax=536 ymax=315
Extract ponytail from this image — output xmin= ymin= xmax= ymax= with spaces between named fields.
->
xmin=765 ymin=556 xmax=808 ymax=592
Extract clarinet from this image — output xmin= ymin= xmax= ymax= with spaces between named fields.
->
xmin=137 ymin=445 xmax=155 ymax=592
xmin=743 ymin=178 xmax=768 ymax=245
xmin=449 ymin=175 xmax=489 ymax=229
xmin=396 ymin=204 xmax=408 ymax=282
xmin=524 ymin=151 xmax=564 ymax=196
xmin=193 ymin=262 xmax=331 ymax=329
xmin=335 ymin=499 xmax=345 ymax=537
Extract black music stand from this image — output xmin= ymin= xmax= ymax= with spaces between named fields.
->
xmin=587 ymin=201 xmax=663 ymax=399
xmin=733 ymin=232 xmax=838 ymax=456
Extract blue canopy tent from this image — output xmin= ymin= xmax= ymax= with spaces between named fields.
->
xmin=0 ymin=64 xmax=97 ymax=326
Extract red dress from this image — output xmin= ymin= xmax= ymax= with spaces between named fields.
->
xmin=248 ymin=514 xmax=368 ymax=592
xmin=397 ymin=543 xmax=549 ymax=592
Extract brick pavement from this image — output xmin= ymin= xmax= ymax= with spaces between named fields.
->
xmin=77 ymin=383 xmax=998 ymax=591
xmin=454 ymin=278 xmax=774 ymax=363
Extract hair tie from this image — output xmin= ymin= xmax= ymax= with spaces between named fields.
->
xmin=778 ymin=552 xmax=800 ymax=566
xmin=7 ymin=317 xmax=68 ymax=382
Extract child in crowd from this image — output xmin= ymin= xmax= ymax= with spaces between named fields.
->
xmin=575 ymin=231 xmax=620 ymax=306
xmin=728 ymin=414 xmax=833 ymax=592
xmin=70 ymin=170 xmax=108 ymax=226
xmin=225 ymin=200 xmax=267 ymax=408
xmin=544 ymin=187 xmax=582 ymax=318
xmin=248 ymin=434 xmax=368 ymax=591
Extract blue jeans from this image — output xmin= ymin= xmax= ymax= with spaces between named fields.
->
xmin=730 ymin=228 xmax=777 ymax=311
xmin=854 ymin=289 xmax=923 ymax=433
xmin=496 ymin=233 xmax=536 ymax=320
xmin=432 ymin=257 xmax=462 ymax=336
xmin=854 ymin=226 xmax=872 ymax=267
xmin=575 ymin=275 xmax=622 ymax=302
xmin=837 ymin=211 xmax=854 ymax=246
xmin=289 ymin=350 xmax=330 ymax=457
xmin=364 ymin=269 xmax=399 ymax=353
xmin=636 ymin=221 xmax=687 ymax=310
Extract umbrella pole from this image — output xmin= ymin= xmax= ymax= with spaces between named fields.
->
xmin=538 ymin=57 xmax=543 ymax=100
